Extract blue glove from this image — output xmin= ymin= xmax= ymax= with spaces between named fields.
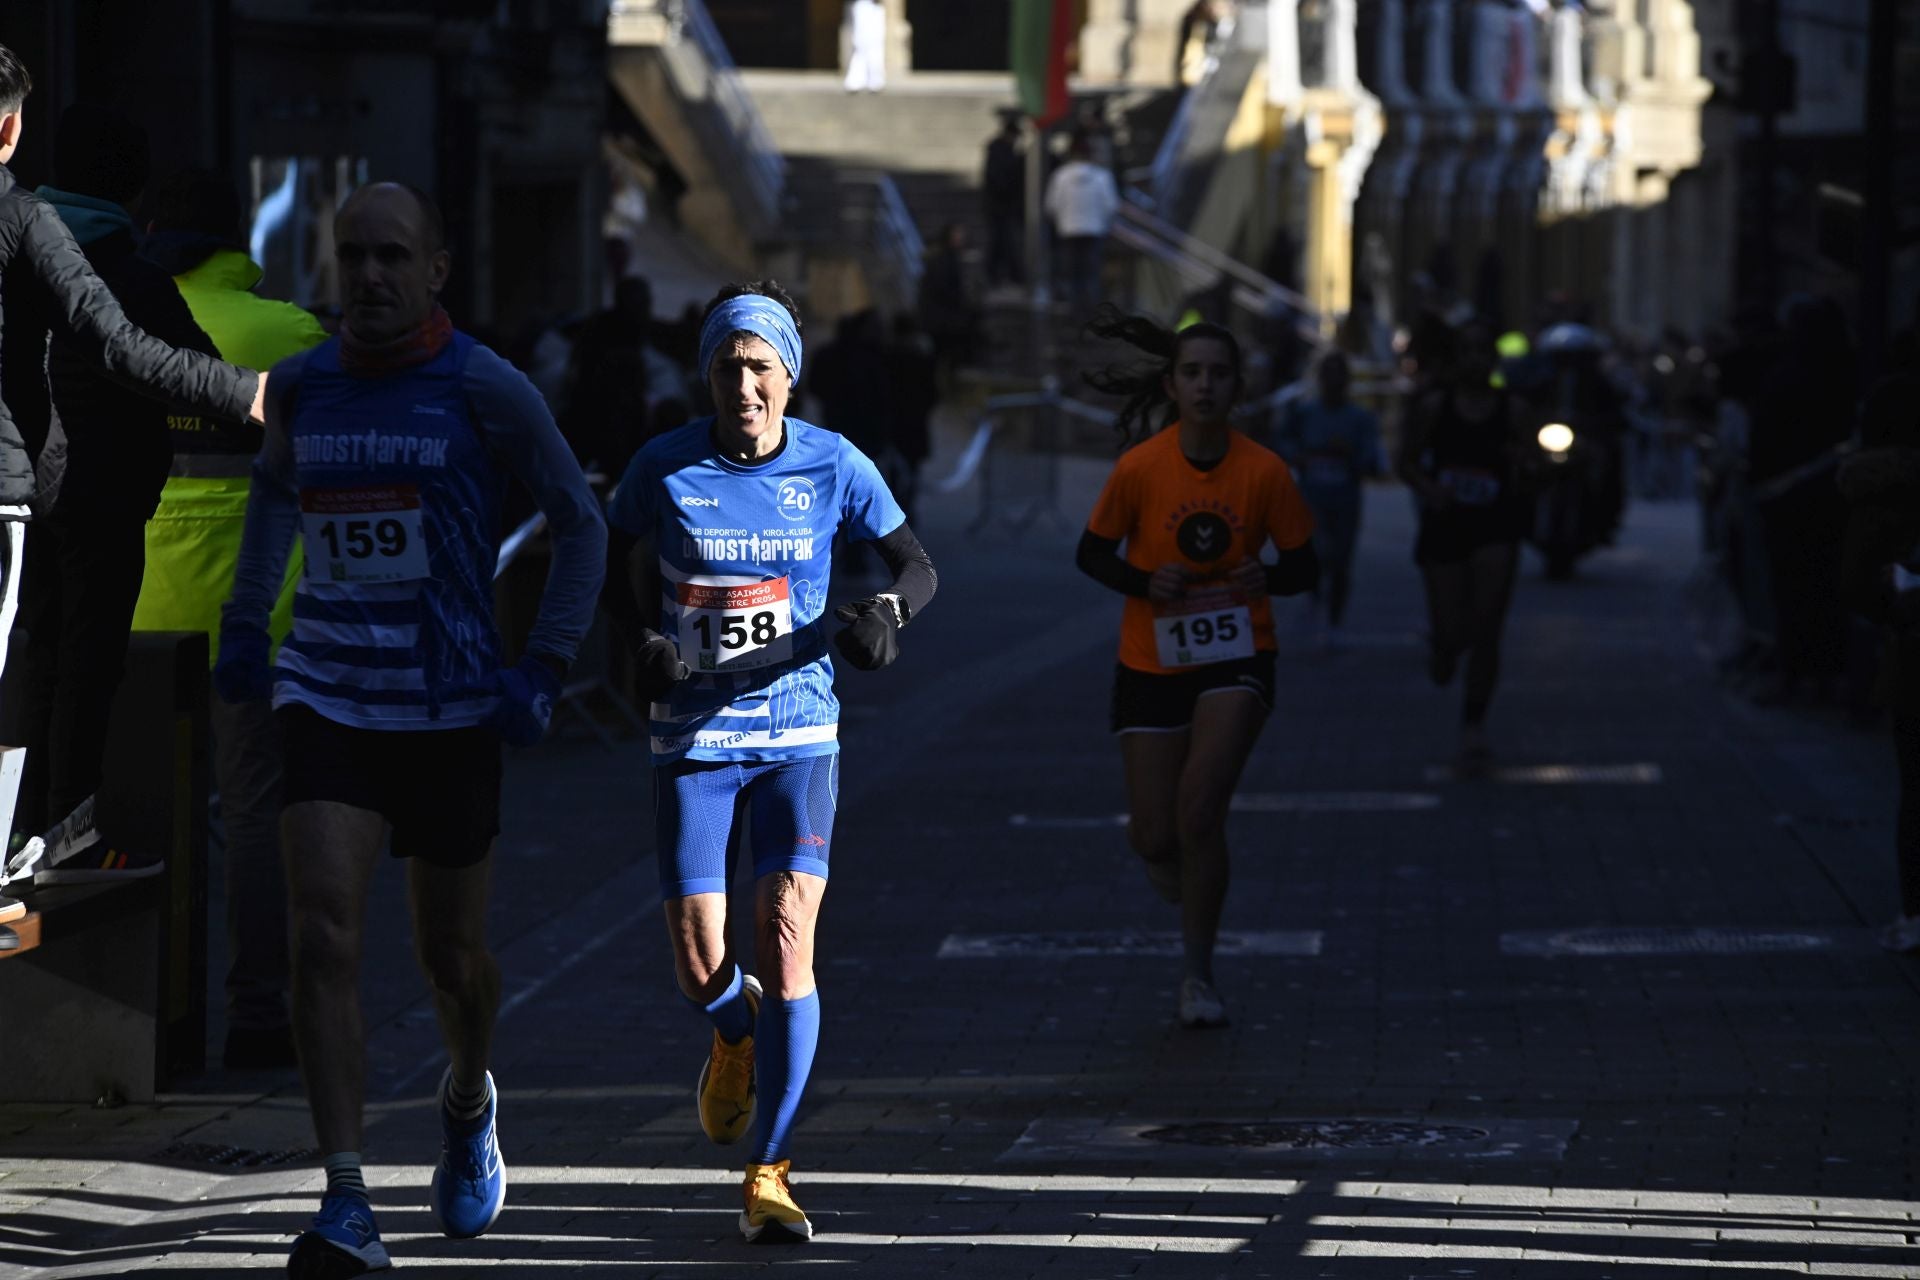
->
xmin=213 ymin=624 xmax=274 ymax=704
xmin=492 ymin=655 xmax=563 ymax=747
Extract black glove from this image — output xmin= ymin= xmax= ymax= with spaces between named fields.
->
xmin=634 ymin=628 xmax=691 ymax=699
xmin=833 ymin=597 xmax=901 ymax=671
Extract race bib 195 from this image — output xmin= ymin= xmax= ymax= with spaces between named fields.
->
xmin=1153 ymin=591 xmax=1254 ymax=668
xmin=678 ymin=576 xmax=794 ymax=672
xmin=301 ymin=486 xmax=429 ymax=584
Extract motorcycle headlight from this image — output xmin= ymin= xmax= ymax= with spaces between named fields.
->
xmin=1538 ymin=423 xmax=1575 ymax=454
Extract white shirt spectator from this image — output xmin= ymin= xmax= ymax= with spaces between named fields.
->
xmin=1045 ymin=160 xmax=1119 ymax=238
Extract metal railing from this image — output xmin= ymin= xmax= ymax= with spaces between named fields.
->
xmin=1113 ymin=190 xmax=1326 ymax=343
xmin=934 ymin=389 xmax=1116 ymax=534
xmin=1143 ymin=8 xmax=1260 ymax=226
xmin=618 ymin=0 xmax=785 ymax=234
xmin=834 ymin=168 xmax=925 ymax=316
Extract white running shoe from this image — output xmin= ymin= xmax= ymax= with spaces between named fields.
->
xmin=0 ymin=836 xmax=43 ymax=891
xmin=29 ymin=795 xmax=162 ymax=887
xmin=1178 ymin=977 xmax=1229 ymax=1029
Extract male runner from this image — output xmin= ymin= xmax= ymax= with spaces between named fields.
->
xmin=218 ymin=182 xmax=605 ymax=1276
xmin=606 ymin=281 xmax=936 ymax=1243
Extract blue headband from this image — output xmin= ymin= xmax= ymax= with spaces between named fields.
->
xmin=698 ymin=295 xmax=803 ymax=389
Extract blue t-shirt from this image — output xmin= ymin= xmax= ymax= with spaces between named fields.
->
xmin=607 ymin=416 xmax=905 ymax=764
xmin=1274 ymin=398 xmax=1383 ymax=503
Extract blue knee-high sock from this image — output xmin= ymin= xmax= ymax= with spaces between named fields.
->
xmin=684 ymin=965 xmax=755 ymax=1044
xmin=753 ymin=990 xmax=820 ymax=1164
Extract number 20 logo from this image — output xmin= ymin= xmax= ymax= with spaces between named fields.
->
xmin=775 ymin=476 xmax=816 ymax=522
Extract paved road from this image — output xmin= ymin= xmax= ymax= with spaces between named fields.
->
xmin=3 ymin=451 xmax=1916 ymax=1278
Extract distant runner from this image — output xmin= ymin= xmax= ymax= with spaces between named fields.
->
xmin=1398 ymin=320 xmax=1532 ymax=768
xmin=1273 ymin=351 xmax=1383 ymax=649
xmin=1077 ymin=312 xmax=1318 ymax=1028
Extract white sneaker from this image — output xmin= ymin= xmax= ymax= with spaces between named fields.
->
xmin=1877 ymin=915 xmax=1920 ymax=954
xmin=1178 ymin=977 xmax=1229 ymax=1029
xmin=0 ymin=836 xmax=43 ymax=890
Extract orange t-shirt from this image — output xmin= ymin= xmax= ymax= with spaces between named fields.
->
xmin=1085 ymin=425 xmax=1316 ymax=674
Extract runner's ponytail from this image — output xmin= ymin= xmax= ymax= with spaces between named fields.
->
xmin=1084 ymin=306 xmax=1242 ymax=449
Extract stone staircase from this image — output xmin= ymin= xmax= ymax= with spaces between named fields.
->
xmin=740 ymin=70 xmax=1014 ymax=244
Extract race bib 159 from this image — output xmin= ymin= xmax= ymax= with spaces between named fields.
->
xmin=678 ymin=576 xmax=794 ymax=672
xmin=301 ymin=486 xmax=429 ymax=584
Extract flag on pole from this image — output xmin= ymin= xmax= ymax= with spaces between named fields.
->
xmin=1011 ymin=0 xmax=1074 ymax=125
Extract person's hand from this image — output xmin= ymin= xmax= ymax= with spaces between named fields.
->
xmin=1227 ymin=556 xmax=1266 ymax=598
xmin=213 ymin=624 xmax=273 ymax=704
xmin=833 ymin=597 xmax=901 ymax=671
xmin=634 ymin=628 xmax=691 ymax=699
xmin=1148 ymin=563 xmax=1191 ymax=605
xmin=248 ymin=371 xmax=268 ymax=425
xmin=491 ymin=655 xmax=563 ymax=747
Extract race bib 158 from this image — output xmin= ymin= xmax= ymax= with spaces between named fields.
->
xmin=678 ymin=576 xmax=794 ymax=672
xmin=301 ymin=486 xmax=429 ymax=584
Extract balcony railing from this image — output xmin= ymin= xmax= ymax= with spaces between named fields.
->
xmin=611 ymin=0 xmax=785 ymax=234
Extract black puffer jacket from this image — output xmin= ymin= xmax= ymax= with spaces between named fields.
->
xmin=0 ymin=165 xmax=256 ymax=514
xmin=43 ymin=221 xmax=218 ymax=519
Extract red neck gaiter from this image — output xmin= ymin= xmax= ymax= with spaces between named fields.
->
xmin=339 ymin=305 xmax=454 ymax=376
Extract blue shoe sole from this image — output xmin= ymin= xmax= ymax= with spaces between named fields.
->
xmin=288 ymin=1230 xmax=392 ymax=1276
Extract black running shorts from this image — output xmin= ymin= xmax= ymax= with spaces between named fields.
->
xmin=278 ymin=706 xmax=503 ymax=867
xmin=1110 ymin=652 xmax=1276 ymax=733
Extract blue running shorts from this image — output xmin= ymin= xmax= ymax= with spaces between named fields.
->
xmin=654 ymin=756 xmax=839 ymax=898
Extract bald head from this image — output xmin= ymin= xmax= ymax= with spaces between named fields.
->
xmin=335 ymin=182 xmax=451 ymax=344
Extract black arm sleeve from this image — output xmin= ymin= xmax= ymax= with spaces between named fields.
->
xmin=1265 ymin=540 xmax=1320 ymax=596
xmin=601 ymin=528 xmax=649 ymax=643
xmin=24 ymin=199 xmax=256 ymax=420
xmin=1076 ymin=529 xmax=1153 ymax=599
xmin=872 ymin=522 xmax=938 ymax=622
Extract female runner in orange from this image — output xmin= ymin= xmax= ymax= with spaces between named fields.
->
xmin=1076 ymin=314 xmax=1319 ymax=1027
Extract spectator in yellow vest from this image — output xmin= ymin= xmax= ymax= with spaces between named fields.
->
xmin=133 ymin=167 xmax=327 ymax=1070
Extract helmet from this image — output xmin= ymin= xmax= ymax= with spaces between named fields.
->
xmin=1537 ymin=323 xmax=1606 ymax=354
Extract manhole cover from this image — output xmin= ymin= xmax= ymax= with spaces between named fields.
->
xmin=157 ymin=1141 xmax=317 ymax=1169
xmin=1141 ymin=1120 xmax=1491 ymax=1150
xmin=1424 ymin=763 xmax=1663 ymax=785
xmin=1002 ymin=1116 xmax=1576 ymax=1163
xmin=1231 ymin=792 xmax=1440 ymax=813
xmin=938 ymin=929 xmax=1323 ymax=958
xmin=1502 ymin=927 xmax=1837 ymax=957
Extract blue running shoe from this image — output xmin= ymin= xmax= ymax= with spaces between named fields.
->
xmin=288 ymin=1191 xmax=390 ymax=1275
xmin=429 ymin=1069 xmax=506 ymax=1239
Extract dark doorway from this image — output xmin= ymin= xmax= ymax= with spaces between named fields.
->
xmin=908 ymin=0 xmax=1011 ymax=71
xmin=705 ymin=0 xmax=811 ymax=68
xmin=491 ymin=179 xmax=585 ymax=339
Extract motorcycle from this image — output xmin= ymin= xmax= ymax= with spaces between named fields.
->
xmin=1517 ymin=325 xmax=1628 ymax=580
xmin=1528 ymin=416 xmax=1620 ymax=579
